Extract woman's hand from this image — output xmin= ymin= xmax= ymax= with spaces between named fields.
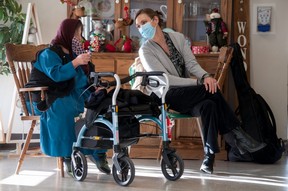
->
xmin=72 ymin=52 xmax=91 ymax=68
xmin=203 ymin=77 xmax=219 ymax=94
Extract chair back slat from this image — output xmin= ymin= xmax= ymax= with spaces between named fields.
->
xmin=214 ymin=47 xmax=234 ymax=91
xmin=25 ymin=62 xmax=31 ymax=83
xmin=18 ymin=63 xmax=25 ymax=88
xmin=214 ymin=47 xmax=227 ymax=81
xmin=22 ymin=62 xmax=31 ymax=85
xmin=5 ymin=43 xmax=48 ymax=117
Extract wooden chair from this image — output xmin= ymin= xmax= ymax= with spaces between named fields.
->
xmin=157 ymin=46 xmax=234 ymax=160
xmin=5 ymin=43 xmax=64 ymax=177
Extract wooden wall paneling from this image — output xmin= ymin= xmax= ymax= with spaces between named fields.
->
xmin=166 ymin=0 xmax=174 ymax=29
xmin=221 ymin=0 xmax=233 ymax=45
xmin=114 ymin=1 xmax=122 ymax=43
xmin=173 ymin=0 xmax=183 ymax=32
xmin=125 ymin=0 xmax=131 ymax=37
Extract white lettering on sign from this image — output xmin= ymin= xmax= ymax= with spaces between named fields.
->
xmin=237 ymin=22 xmax=247 ymax=33
xmin=240 ymin=47 xmax=247 ymax=60
xmin=237 ymin=35 xmax=247 ymax=47
xmin=237 ymin=21 xmax=248 ymax=71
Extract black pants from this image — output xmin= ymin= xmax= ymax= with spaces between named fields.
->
xmin=165 ymin=85 xmax=240 ymax=153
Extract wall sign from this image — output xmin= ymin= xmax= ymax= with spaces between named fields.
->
xmin=257 ymin=6 xmax=272 ymax=32
xmin=233 ymin=0 xmax=250 ymax=77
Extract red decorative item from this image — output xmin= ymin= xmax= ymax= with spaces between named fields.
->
xmin=123 ymin=38 xmax=132 ymax=53
xmin=105 ymin=43 xmax=116 ymax=52
xmin=191 ymin=46 xmax=209 ymax=54
xmin=166 ymin=117 xmax=174 ymax=139
xmin=83 ymin=40 xmax=90 ymax=50
xmin=124 ymin=6 xmax=129 ymax=19
xmin=112 ymin=6 xmax=134 ymax=52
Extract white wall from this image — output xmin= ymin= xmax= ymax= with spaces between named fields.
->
xmin=250 ymin=0 xmax=288 ymax=139
xmin=18 ymin=0 xmax=67 ymax=44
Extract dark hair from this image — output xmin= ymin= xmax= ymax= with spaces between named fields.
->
xmin=135 ymin=8 xmax=164 ymax=28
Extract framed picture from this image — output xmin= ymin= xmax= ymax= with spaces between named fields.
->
xmin=257 ymin=6 xmax=272 ymax=32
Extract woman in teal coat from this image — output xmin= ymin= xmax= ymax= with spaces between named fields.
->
xmin=26 ymin=19 xmax=110 ymax=175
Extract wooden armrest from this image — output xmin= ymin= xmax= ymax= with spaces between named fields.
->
xmin=19 ymin=87 xmax=48 ymax=102
xmin=19 ymin=87 xmax=48 ymax=92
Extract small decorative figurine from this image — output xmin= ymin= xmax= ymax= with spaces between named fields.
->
xmin=113 ymin=6 xmax=134 ymax=52
xmin=205 ymin=8 xmax=228 ymax=52
xmin=90 ymin=20 xmax=106 ymax=52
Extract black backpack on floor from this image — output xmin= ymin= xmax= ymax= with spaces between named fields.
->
xmin=229 ymin=43 xmax=284 ymax=164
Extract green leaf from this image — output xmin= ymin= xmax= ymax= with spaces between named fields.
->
xmin=0 ymin=33 xmax=4 ymax=44
xmin=0 ymin=0 xmax=24 ymax=75
xmin=0 ymin=8 xmax=4 ymax=20
xmin=18 ymin=4 xmax=22 ymax=13
xmin=11 ymin=0 xmax=17 ymax=13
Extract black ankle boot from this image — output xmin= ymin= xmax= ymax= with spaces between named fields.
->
xmin=232 ymin=127 xmax=266 ymax=154
xmin=200 ymin=147 xmax=215 ymax=174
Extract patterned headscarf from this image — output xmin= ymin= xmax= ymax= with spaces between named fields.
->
xmin=51 ymin=19 xmax=82 ymax=59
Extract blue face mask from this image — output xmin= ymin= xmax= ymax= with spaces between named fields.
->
xmin=139 ymin=21 xmax=156 ymax=40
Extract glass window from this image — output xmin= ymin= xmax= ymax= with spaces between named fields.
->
xmin=182 ymin=0 xmax=221 ymax=43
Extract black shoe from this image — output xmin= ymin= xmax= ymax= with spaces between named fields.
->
xmin=63 ymin=157 xmax=73 ymax=177
xmin=200 ymin=148 xmax=215 ymax=174
xmin=88 ymin=153 xmax=111 ymax=175
xmin=232 ymin=127 xmax=266 ymax=154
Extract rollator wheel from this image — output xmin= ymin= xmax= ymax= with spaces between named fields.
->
xmin=71 ymin=151 xmax=87 ymax=181
xmin=112 ymin=156 xmax=135 ymax=186
xmin=161 ymin=152 xmax=184 ymax=181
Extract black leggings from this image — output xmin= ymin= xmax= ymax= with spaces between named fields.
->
xmin=164 ymin=85 xmax=240 ymax=153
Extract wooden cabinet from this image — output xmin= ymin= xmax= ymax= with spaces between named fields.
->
xmin=91 ymin=52 xmax=137 ymax=75
xmin=91 ymin=52 xmax=138 ymax=89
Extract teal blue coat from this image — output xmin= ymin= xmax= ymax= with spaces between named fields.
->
xmin=33 ymin=49 xmax=104 ymax=157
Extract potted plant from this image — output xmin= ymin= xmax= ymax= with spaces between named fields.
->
xmin=0 ymin=0 xmax=26 ymax=75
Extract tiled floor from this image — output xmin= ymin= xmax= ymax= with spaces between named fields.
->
xmin=0 ymin=152 xmax=287 ymax=191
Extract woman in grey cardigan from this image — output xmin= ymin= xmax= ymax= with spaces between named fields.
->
xmin=135 ymin=8 xmax=266 ymax=174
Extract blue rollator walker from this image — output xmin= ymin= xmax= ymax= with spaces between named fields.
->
xmin=71 ymin=71 xmax=184 ymax=186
